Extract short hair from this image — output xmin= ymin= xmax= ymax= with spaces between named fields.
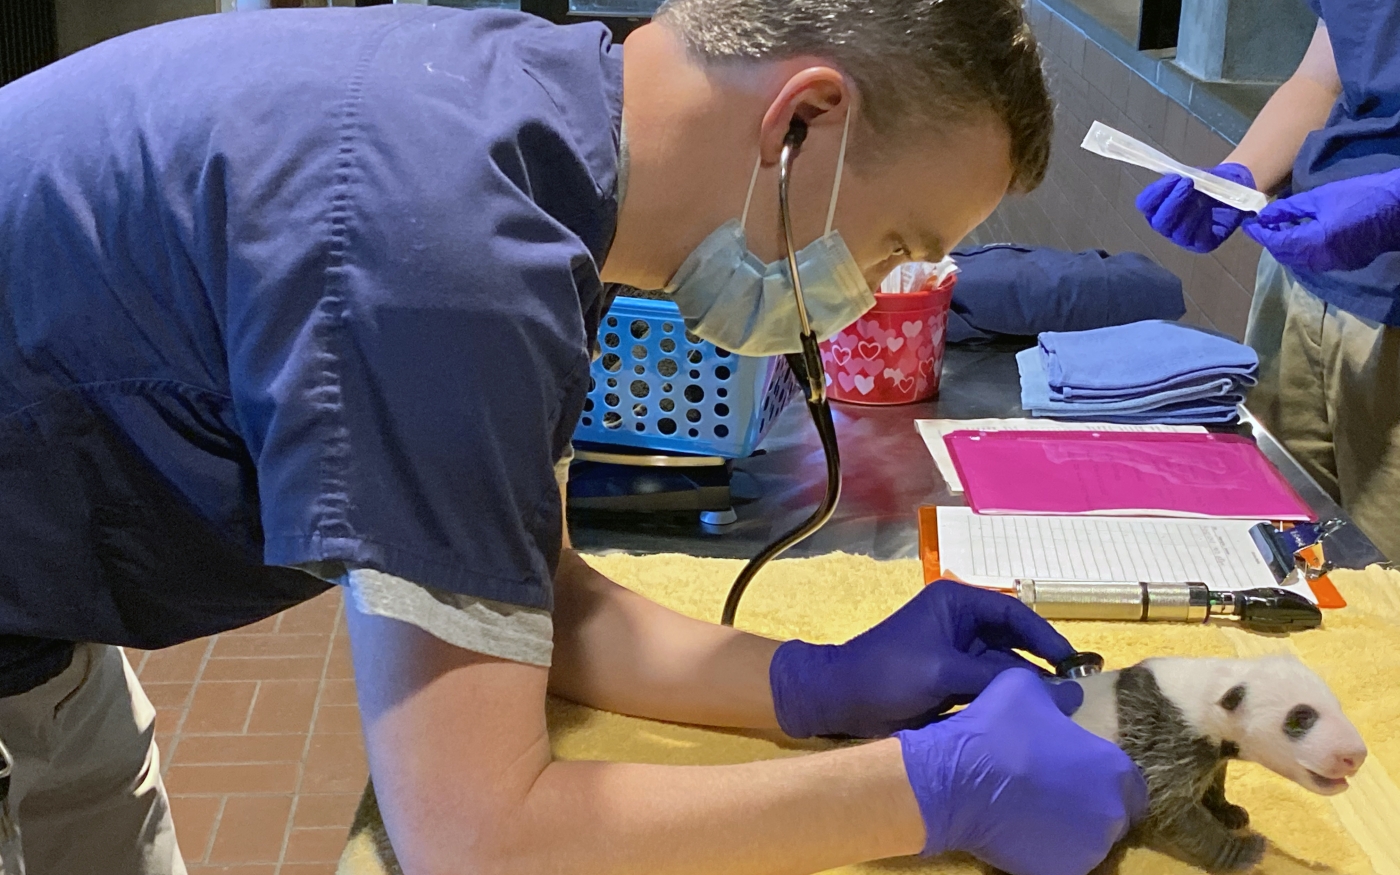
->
xmin=655 ymin=0 xmax=1052 ymax=192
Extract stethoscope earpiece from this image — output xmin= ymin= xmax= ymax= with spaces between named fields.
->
xmin=785 ymin=118 xmax=809 ymax=151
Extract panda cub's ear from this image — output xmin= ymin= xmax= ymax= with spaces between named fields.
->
xmin=1219 ymin=684 xmax=1247 ymax=711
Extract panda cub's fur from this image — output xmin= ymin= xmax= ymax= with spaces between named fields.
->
xmin=1068 ymin=654 xmax=1367 ymax=872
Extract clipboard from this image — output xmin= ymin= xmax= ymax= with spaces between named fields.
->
xmin=917 ymin=505 xmax=1346 ymax=609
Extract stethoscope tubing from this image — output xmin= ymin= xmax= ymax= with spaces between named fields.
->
xmin=720 ymin=122 xmax=843 ymax=627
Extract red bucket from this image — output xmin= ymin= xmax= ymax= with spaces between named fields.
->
xmin=820 ymin=267 xmax=956 ymax=405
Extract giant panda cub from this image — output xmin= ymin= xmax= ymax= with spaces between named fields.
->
xmin=1068 ymin=654 xmax=1367 ymax=872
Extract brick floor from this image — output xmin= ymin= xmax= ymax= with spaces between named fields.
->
xmin=130 ymin=591 xmax=364 ymax=875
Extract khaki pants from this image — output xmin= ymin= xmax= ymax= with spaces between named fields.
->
xmin=1246 ymin=251 xmax=1400 ymax=562
xmin=0 ymin=644 xmax=186 ymax=875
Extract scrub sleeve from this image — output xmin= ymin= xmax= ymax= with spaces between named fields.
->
xmin=248 ymin=110 xmax=582 ymax=602
xmin=309 ymin=446 xmax=575 ymax=668
xmin=241 ymin=19 xmax=620 ymax=659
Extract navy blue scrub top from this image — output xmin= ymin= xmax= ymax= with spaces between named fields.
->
xmin=0 ymin=6 xmax=624 ymax=694
xmin=1291 ymin=0 xmax=1400 ymax=325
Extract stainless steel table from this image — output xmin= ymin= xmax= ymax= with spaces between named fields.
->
xmin=568 ymin=342 xmax=1388 ymax=571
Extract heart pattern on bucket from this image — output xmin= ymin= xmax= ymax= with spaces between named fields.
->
xmin=857 ymin=357 xmax=885 ymax=377
xmin=818 ymin=299 xmax=952 ymax=405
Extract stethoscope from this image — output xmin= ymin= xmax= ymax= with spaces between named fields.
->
xmin=713 ymin=125 xmax=1113 ymax=688
xmin=720 ymin=118 xmax=842 ymax=626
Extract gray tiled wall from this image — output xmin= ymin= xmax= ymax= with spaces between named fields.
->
xmin=971 ymin=0 xmax=1269 ymax=339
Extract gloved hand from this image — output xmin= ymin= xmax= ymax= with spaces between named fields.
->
xmin=1136 ymin=163 xmax=1257 ymax=253
xmin=769 ymin=580 xmax=1084 ymax=739
xmin=899 ymin=669 xmax=1148 ymax=875
xmin=1243 ymin=167 xmax=1400 ymax=274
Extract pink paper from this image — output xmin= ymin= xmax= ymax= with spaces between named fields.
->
xmin=944 ymin=430 xmax=1314 ymax=521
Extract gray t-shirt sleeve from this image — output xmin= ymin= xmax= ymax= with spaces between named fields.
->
xmin=292 ymin=445 xmax=571 ymax=669
xmin=344 ymin=568 xmax=553 ymax=667
xmin=555 ymin=444 xmax=574 ymax=492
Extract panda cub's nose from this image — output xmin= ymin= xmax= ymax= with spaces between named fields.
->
xmin=1335 ymin=749 xmax=1367 ymax=777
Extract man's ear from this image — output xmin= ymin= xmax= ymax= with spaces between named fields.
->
xmin=757 ymin=67 xmax=852 ymax=166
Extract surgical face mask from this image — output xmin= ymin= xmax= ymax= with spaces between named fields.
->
xmin=663 ymin=110 xmax=875 ymax=357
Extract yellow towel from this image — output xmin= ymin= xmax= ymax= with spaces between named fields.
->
xmin=338 ymin=554 xmax=1400 ymax=875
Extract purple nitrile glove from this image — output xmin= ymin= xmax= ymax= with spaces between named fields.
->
xmin=1136 ymin=163 xmax=1257 ymax=253
xmin=769 ymin=580 xmax=1084 ymax=739
xmin=1242 ymin=167 xmax=1400 ymax=274
xmin=898 ymin=669 xmax=1148 ymax=875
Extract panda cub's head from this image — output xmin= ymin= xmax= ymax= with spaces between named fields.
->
xmin=1210 ymin=654 xmax=1367 ymax=796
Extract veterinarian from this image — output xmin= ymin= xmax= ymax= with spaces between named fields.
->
xmin=0 ymin=2 xmax=1147 ymax=874
xmin=1136 ymin=0 xmax=1400 ymax=561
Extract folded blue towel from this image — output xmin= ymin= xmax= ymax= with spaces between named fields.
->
xmin=1046 ymin=368 xmax=1256 ymax=401
xmin=1018 ymin=348 xmax=1243 ymax=415
xmin=1017 ymin=347 xmax=1244 ymax=425
xmin=1028 ymin=405 xmax=1243 ymax=425
xmin=1038 ymin=321 xmax=1258 ymax=398
xmin=946 ymin=245 xmax=1186 ymax=344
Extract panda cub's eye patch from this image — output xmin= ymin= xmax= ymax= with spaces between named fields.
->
xmin=1285 ymin=704 xmax=1319 ymax=739
xmin=1219 ymin=684 xmax=1247 ymax=711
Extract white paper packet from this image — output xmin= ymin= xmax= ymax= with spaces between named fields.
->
xmin=879 ymin=258 xmax=959 ymax=294
xmin=1080 ymin=121 xmax=1269 ymax=214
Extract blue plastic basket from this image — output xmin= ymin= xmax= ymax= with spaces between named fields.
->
xmin=573 ymin=297 xmax=800 ymax=458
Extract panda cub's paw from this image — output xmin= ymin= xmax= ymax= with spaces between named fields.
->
xmin=1212 ymin=832 xmax=1266 ymax=871
xmin=1208 ymin=802 xmax=1250 ymax=830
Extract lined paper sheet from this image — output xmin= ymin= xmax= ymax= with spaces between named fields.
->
xmin=935 ymin=506 xmax=1287 ymax=593
xmin=916 ymin=419 xmax=1207 ymax=493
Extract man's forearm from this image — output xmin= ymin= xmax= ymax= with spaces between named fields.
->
xmin=350 ymin=604 xmax=925 ymax=875
xmin=1228 ymin=23 xmax=1341 ymax=194
xmin=1229 ymin=77 xmax=1337 ymax=193
xmin=380 ymin=735 xmax=925 ymax=875
xmin=549 ymin=547 xmax=783 ymax=730
xmin=488 ymin=740 xmax=923 ymax=875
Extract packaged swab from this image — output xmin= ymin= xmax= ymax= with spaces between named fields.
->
xmin=1080 ymin=121 xmax=1269 ymax=214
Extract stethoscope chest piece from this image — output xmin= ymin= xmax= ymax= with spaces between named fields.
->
xmin=1054 ymin=651 xmax=1105 ymax=679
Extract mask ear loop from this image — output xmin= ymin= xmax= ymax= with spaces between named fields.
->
xmin=744 ymin=99 xmax=851 ymax=234
xmin=740 ymin=157 xmax=762 ymax=231
xmin=824 ymin=103 xmax=853 ymax=236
